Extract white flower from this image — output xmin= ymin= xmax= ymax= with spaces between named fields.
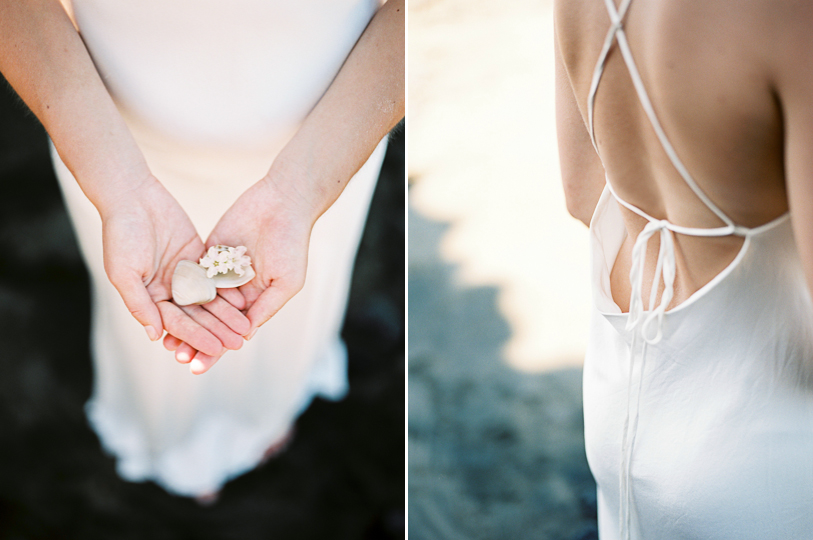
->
xmin=199 ymin=245 xmax=252 ymax=279
xmin=199 ymin=247 xmax=219 ymax=278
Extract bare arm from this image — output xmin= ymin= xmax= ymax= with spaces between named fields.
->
xmin=0 ymin=0 xmax=247 ymax=359
xmin=205 ymin=0 xmax=405 ymax=346
xmin=774 ymin=2 xmax=813 ymax=301
xmin=554 ymin=24 xmax=605 ymax=227
xmin=0 ymin=0 xmax=150 ymax=211
xmin=265 ymin=0 xmax=405 ymax=221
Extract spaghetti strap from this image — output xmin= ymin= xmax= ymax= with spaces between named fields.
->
xmin=587 ymin=0 xmax=740 ymax=232
xmin=583 ymin=2 xmax=756 ymax=538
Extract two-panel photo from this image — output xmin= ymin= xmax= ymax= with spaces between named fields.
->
xmin=0 ymin=0 xmax=811 ymax=539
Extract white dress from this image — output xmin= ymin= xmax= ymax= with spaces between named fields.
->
xmin=582 ymin=0 xmax=813 ymax=538
xmin=51 ymin=0 xmax=388 ymax=497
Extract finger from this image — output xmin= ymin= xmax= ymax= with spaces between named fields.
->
xmin=180 ymin=304 xmax=245 ymax=351
xmin=244 ymin=281 xmax=301 ymax=339
xmin=163 ymin=334 xmax=183 ymax=351
xmin=109 ymin=270 xmax=163 ymax=341
xmin=202 ymin=295 xmax=250 ymax=335
xmin=175 ymin=342 xmax=197 ymax=364
xmin=216 ymin=288 xmax=247 ymax=311
xmin=157 ymin=301 xmax=222 ymax=356
xmin=189 ymin=349 xmax=225 ymax=375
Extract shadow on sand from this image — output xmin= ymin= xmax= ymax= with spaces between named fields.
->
xmin=408 ymin=201 xmax=597 ymax=540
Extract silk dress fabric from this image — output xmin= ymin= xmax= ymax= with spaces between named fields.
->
xmin=50 ymin=0 xmax=387 ymax=497
xmin=582 ymin=0 xmax=813 ymax=538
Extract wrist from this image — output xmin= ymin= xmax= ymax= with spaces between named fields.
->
xmin=52 ymin=124 xmax=155 ymax=220
xmin=92 ymin=169 xmax=158 ymax=222
xmin=263 ymin=157 xmax=336 ymax=224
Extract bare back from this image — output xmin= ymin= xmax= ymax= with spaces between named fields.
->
xmin=554 ymin=0 xmax=807 ymax=310
xmin=560 ymin=4 xmax=813 ymax=537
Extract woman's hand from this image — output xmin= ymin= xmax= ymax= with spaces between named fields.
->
xmin=209 ymin=173 xmax=315 ymax=336
xmin=163 ymin=171 xmax=314 ymax=375
xmin=101 ymin=174 xmax=250 ymax=358
xmin=0 ymin=0 xmax=255 ymax=372
xmin=154 ymin=0 xmax=406 ymax=374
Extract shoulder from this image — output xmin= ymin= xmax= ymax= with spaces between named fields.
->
xmin=765 ymin=0 xmax=813 ymax=90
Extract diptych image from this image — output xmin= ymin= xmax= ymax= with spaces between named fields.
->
xmin=2 ymin=0 xmax=813 ymax=539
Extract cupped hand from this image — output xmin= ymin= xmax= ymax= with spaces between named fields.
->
xmin=210 ymin=175 xmax=314 ymax=333
xmin=168 ymin=172 xmax=317 ymax=374
xmin=162 ymin=288 xmax=248 ymax=374
xmin=99 ymin=174 xmax=249 ymax=362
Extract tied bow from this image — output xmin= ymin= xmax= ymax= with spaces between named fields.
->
xmin=619 ymin=219 xmax=676 ymax=540
xmin=625 ymin=219 xmax=676 ymax=344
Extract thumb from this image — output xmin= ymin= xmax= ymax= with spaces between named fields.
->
xmin=109 ymin=269 xmax=164 ymax=341
xmin=244 ymin=280 xmax=300 ymax=340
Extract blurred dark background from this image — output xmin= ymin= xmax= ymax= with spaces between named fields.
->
xmin=0 ymin=77 xmax=405 ymax=540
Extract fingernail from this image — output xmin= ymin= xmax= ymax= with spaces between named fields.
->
xmin=176 ymin=350 xmax=191 ymax=363
xmin=145 ymin=325 xmax=159 ymax=341
xmin=190 ymin=359 xmax=205 ymax=374
xmin=246 ymin=328 xmax=258 ymax=341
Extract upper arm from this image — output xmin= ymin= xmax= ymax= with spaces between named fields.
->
xmin=773 ymin=4 xmax=813 ymax=297
xmin=554 ymin=22 xmax=605 ymax=227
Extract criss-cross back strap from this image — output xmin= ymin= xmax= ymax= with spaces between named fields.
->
xmin=586 ymin=0 xmax=738 ymax=231
xmin=584 ymin=3 xmax=755 ymax=540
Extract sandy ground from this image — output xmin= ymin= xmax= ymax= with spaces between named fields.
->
xmin=408 ymin=0 xmax=597 ymax=538
xmin=409 ymin=0 xmax=592 ymax=372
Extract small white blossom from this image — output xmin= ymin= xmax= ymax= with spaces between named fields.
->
xmin=199 ymin=245 xmax=252 ymax=279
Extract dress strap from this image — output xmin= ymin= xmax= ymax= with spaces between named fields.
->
xmin=587 ymin=0 xmax=738 ymax=230
xmin=585 ymin=3 xmax=754 ymax=539
xmin=604 ymin=181 xmax=749 ymax=237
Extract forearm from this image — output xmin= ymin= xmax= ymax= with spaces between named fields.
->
xmin=266 ymin=0 xmax=405 ymax=221
xmin=0 ymin=0 xmax=150 ymax=216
